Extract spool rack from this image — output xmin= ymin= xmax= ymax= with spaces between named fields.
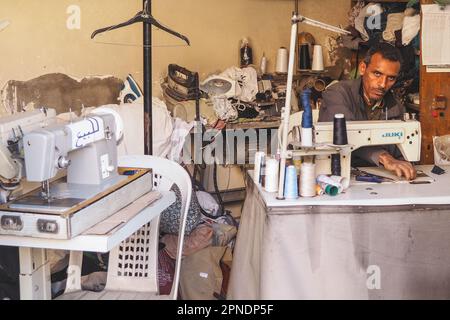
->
xmin=276 ymin=142 xmax=353 ymax=200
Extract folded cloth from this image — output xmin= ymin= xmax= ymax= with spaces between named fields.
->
xmin=383 ymin=13 xmax=405 ymax=42
xmin=402 ymin=14 xmax=420 ymax=46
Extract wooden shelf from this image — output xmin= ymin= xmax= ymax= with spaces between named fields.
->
xmin=351 ymin=0 xmax=409 ymax=3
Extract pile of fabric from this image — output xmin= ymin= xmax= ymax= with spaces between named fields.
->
xmin=158 ymin=189 xmax=238 ymax=299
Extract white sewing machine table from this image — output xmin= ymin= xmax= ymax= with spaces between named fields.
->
xmin=229 ymin=165 xmax=450 ymax=299
xmin=0 ymin=191 xmax=175 ymax=300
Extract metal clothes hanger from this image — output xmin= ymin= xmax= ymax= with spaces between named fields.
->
xmin=91 ymin=1 xmax=190 ymax=155
xmin=91 ymin=0 xmax=190 ymax=45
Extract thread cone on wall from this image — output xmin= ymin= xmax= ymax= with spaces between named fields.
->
xmin=299 ymin=43 xmax=311 ymax=70
xmin=311 ymin=45 xmax=324 ymax=71
xmin=276 ymin=47 xmax=288 ymax=73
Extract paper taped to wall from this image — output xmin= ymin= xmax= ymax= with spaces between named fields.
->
xmin=422 ymin=4 xmax=450 ymax=66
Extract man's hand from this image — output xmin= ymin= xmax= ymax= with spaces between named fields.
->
xmin=378 ymin=152 xmax=416 ymax=180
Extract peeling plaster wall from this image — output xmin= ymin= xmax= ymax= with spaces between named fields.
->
xmin=0 ymin=0 xmax=142 ymax=114
xmin=0 ymin=0 xmax=350 ymax=108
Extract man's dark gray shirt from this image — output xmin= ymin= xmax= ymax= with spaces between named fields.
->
xmin=318 ymin=78 xmax=405 ymax=166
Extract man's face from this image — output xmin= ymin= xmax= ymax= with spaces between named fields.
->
xmin=359 ymin=52 xmax=401 ymax=102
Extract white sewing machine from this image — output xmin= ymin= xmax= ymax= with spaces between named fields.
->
xmin=0 ymin=108 xmax=57 ymax=190
xmin=312 ymin=119 xmax=421 ymax=188
xmin=0 ymin=110 xmax=152 ymax=239
xmin=281 ymin=111 xmax=421 ymax=191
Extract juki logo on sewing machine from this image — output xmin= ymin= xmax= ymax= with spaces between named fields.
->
xmin=381 ymin=131 xmax=403 ymax=139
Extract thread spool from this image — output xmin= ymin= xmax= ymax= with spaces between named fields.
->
xmin=332 ymin=113 xmax=348 ymax=176
xmin=301 ymin=88 xmax=313 ymax=147
xmin=318 ymin=182 xmax=339 ymax=196
xmin=311 ymin=45 xmax=324 ymax=71
xmin=276 ymin=47 xmax=288 ymax=73
xmin=254 ymin=151 xmax=265 ymax=184
xmin=283 ymin=165 xmax=298 ymax=199
xmin=299 ymin=162 xmax=316 ymax=197
xmin=265 ymin=158 xmax=279 ymax=193
xmin=330 ymin=175 xmax=348 ymax=193
xmin=331 ymin=154 xmax=341 ymax=176
xmin=317 ymin=174 xmax=346 ymax=194
xmin=316 ymin=184 xmax=324 ymax=196
xmin=260 ymin=53 xmax=267 ymax=75
xmin=299 ymin=43 xmax=312 ymax=70
xmin=333 ymin=114 xmax=348 ymax=145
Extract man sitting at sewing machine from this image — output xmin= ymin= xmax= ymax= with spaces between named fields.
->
xmin=318 ymin=42 xmax=416 ymax=180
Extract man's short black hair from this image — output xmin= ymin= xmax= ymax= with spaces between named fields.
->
xmin=363 ymin=42 xmax=403 ymax=67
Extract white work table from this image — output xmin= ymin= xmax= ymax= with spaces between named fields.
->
xmin=228 ymin=165 xmax=450 ymax=300
xmin=259 ymin=165 xmax=449 ymax=208
xmin=0 ymin=191 xmax=175 ymax=299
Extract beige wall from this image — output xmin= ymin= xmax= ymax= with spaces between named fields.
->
xmin=0 ymin=0 xmax=142 ymax=87
xmin=0 ymin=0 xmax=349 ymax=97
xmin=152 ymin=0 xmax=350 ymax=95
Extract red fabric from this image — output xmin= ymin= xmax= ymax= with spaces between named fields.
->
xmin=158 ymin=249 xmax=175 ymax=295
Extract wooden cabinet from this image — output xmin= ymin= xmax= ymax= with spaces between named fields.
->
xmin=419 ymin=0 xmax=450 ymax=164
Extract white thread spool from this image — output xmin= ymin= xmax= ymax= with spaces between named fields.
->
xmin=275 ymin=47 xmax=288 ymax=73
xmin=301 ymin=127 xmax=313 ymax=147
xmin=311 ymin=45 xmax=324 ymax=71
xmin=316 ymin=174 xmax=348 ymax=193
xmin=260 ymin=54 xmax=267 ymax=74
xmin=299 ymin=162 xmax=316 ymax=197
xmin=265 ymin=158 xmax=279 ymax=193
xmin=330 ymin=175 xmax=349 ymax=192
